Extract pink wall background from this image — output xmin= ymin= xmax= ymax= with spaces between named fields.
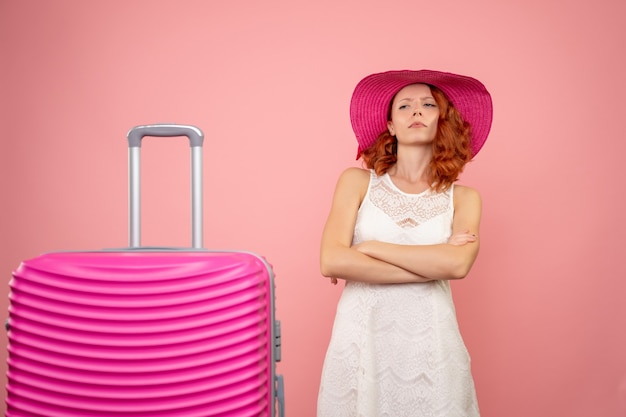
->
xmin=1 ymin=0 xmax=625 ymax=416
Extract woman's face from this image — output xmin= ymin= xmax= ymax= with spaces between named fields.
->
xmin=387 ymin=83 xmax=440 ymax=147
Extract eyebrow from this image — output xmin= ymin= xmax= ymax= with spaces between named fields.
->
xmin=397 ymin=96 xmax=435 ymax=102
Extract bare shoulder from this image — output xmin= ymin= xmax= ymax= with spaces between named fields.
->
xmin=337 ymin=167 xmax=370 ymax=191
xmin=339 ymin=167 xmax=370 ymax=182
xmin=453 ymin=184 xmax=482 ymax=207
xmin=333 ymin=167 xmax=370 ymax=205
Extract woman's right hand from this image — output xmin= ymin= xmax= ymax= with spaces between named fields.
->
xmin=447 ymin=230 xmax=478 ymax=246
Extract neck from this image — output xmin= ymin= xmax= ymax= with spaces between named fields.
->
xmin=389 ymin=146 xmax=432 ymax=183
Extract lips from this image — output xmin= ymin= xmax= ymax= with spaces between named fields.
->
xmin=409 ymin=122 xmax=426 ymax=128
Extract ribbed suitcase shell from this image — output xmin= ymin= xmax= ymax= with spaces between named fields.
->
xmin=7 ymin=250 xmax=278 ymax=416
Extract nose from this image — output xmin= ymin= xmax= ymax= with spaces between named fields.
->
xmin=413 ymin=109 xmax=422 ymax=116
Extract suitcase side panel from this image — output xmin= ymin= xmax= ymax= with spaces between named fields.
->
xmin=7 ymin=251 xmax=277 ymax=417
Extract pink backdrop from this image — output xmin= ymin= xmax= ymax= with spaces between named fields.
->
xmin=1 ymin=0 xmax=625 ymax=416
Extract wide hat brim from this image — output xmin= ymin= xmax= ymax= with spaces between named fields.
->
xmin=350 ymin=69 xmax=493 ymax=158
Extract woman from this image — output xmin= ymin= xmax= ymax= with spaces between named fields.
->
xmin=317 ymin=69 xmax=493 ymax=417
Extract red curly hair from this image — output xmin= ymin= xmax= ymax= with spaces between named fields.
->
xmin=361 ymin=85 xmax=472 ymax=192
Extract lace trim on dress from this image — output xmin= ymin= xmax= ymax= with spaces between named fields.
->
xmin=369 ymin=175 xmax=451 ymax=229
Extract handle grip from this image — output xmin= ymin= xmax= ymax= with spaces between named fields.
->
xmin=127 ymin=124 xmax=204 ymax=148
xmin=127 ymin=124 xmax=204 ymax=249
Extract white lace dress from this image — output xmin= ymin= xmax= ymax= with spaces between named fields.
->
xmin=317 ymin=171 xmax=480 ymax=417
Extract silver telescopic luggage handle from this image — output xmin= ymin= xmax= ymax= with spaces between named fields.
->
xmin=126 ymin=124 xmax=205 ymax=249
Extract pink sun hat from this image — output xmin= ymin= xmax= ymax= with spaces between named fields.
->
xmin=350 ymin=69 xmax=493 ymax=159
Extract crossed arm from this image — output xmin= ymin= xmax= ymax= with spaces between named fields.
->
xmin=319 ymin=167 xmax=482 ymax=285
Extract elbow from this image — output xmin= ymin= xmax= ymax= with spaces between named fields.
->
xmin=319 ymin=251 xmax=336 ymax=278
xmin=320 ymin=261 xmax=332 ymax=278
xmin=439 ymin=258 xmax=472 ymax=280
xmin=449 ymin=267 xmax=470 ymax=280
xmin=445 ymin=260 xmax=474 ymax=280
xmin=442 ymin=248 xmax=478 ymax=280
xmin=320 ymin=246 xmax=351 ymax=278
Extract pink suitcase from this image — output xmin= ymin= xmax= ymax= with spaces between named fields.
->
xmin=6 ymin=125 xmax=285 ymax=416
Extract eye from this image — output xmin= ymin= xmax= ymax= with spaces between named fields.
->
xmin=398 ymin=104 xmax=409 ymax=110
xmin=424 ymin=102 xmax=437 ymax=108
